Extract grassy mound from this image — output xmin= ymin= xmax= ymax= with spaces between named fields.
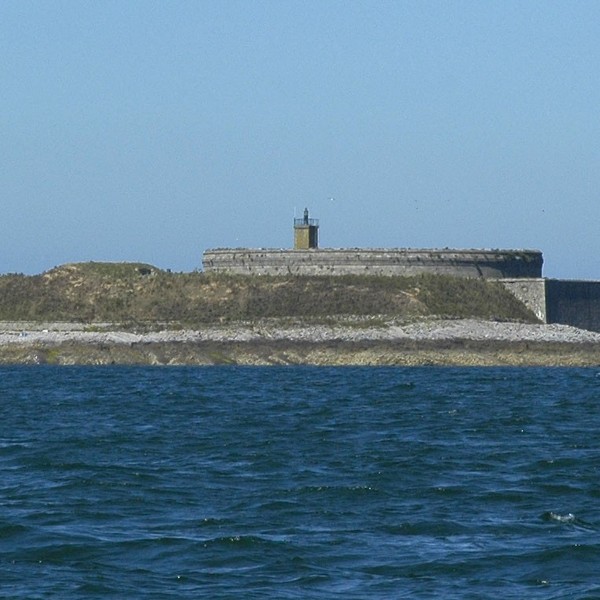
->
xmin=0 ymin=262 xmax=538 ymax=326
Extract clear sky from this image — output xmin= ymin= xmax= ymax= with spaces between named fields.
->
xmin=2 ymin=1 xmax=599 ymax=278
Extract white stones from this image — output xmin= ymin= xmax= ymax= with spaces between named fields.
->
xmin=1 ymin=318 xmax=599 ymax=347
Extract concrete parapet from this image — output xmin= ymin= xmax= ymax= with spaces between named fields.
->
xmin=203 ymin=248 xmax=543 ymax=279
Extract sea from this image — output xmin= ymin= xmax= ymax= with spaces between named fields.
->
xmin=0 ymin=366 xmax=599 ymax=599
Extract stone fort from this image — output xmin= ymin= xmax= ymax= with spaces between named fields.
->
xmin=203 ymin=209 xmax=600 ymax=332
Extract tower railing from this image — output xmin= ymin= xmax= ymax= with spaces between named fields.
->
xmin=294 ymin=218 xmax=319 ymax=227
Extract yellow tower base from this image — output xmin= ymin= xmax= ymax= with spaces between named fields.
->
xmin=294 ymin=208 xmax=319 ymax=249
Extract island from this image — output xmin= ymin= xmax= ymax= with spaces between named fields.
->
xmin=1 ymin=262 xmax=599 ymax=366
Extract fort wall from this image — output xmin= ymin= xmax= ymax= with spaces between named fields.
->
xmin=202 ymin=247 xmax=600 ymax=333
xmin=545 ymin=280 xmax=600 ymax=333
xmin=203 ymin=248 xmax=543 ymax=279
xmin=500 ymin=278 xmax=600 ymax=333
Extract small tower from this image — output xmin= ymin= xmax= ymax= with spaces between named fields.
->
xmin=294 ymin=208 xmax=319 ymax=249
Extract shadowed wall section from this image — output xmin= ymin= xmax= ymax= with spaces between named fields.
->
xmin=545 ymin=280 xmax=600 ymax=332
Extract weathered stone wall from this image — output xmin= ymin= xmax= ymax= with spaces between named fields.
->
xmin=203 ymin=248 xmax=543 ymax=279
xmin=499 ymin=279 xmax=548 ymax=322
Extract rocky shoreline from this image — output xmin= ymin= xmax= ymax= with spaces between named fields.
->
xmin=1 ymin=319 xmax=599 ymax=366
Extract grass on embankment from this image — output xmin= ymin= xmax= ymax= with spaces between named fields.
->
xmin=0 ymin=262 xmax=538 ymax=327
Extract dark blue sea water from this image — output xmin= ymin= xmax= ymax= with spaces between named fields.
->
xmin=0 ymin=366 xmax=599 ymax=599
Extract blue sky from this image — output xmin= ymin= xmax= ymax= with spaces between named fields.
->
xmin=2 ymin=1 xmax=599 ymax=278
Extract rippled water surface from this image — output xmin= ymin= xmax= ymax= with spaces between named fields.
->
xmin=1 ymin=366 xmax=599 ymax=598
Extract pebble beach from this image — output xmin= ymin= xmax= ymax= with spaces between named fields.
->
xmin=1 ymin=318 xmax=600 ymax=346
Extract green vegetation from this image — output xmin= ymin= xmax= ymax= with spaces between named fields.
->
xmin=0 ymin=262 xmax=538 ymax=326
